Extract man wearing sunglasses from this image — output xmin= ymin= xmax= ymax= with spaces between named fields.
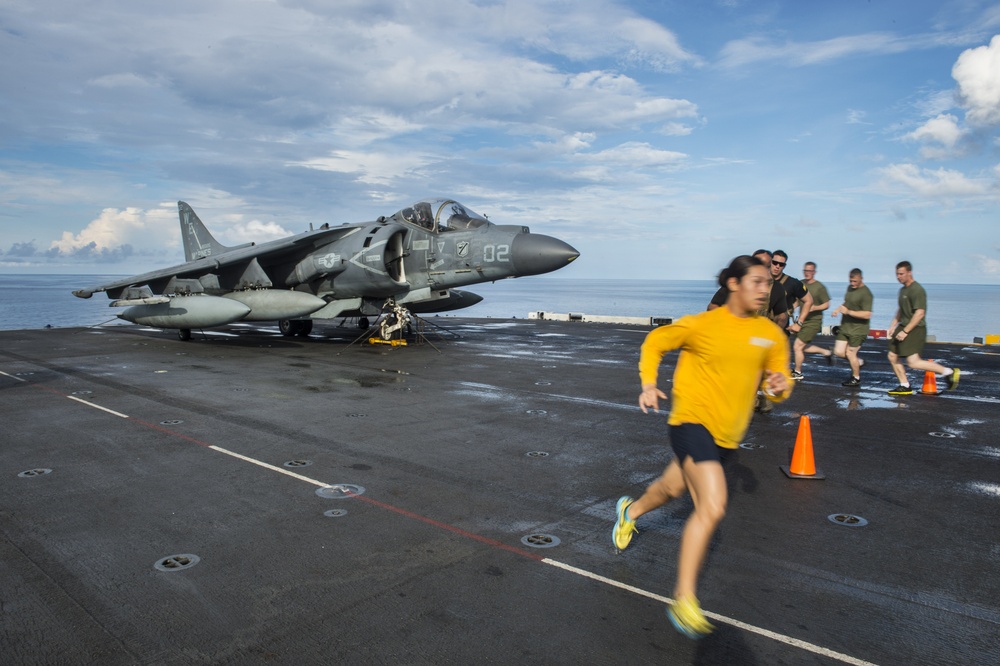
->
xmin=770 ymin=250 xmax=814 ymax=344
xmin=707 ymin=250 xmax=787 ymax=327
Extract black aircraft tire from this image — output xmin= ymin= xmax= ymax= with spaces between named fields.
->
xmin=279 ymin=320 xmax=301 ymax=337
xmin=178 ymin=329 xmax=192 ymax=341
xmin=358 ymin=317 xmax=369 ymax=329
xmin=297 ymin=320 xmax=313 ymax=337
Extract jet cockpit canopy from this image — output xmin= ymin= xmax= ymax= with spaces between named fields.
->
xmin=393 ymin=199 xmax=489 ymax=233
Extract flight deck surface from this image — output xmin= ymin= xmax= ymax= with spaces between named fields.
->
xmin=1 ymin=319 xmax=998 ymax=665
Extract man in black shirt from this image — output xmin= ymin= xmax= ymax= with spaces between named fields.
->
xmin=708 ymin=249 xmax=787 ymax=327
xmin=770 ymin=249 xmax=813 ymax=336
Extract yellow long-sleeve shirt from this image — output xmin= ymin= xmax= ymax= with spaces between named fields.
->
xmin=639 ymin=306 xmax=792 ymax=449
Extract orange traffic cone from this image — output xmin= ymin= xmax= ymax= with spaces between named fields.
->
xmin=920 ymin=370 xmax=940 ymax=395
xmin=781 ymin=415 xmax=826 ymax=479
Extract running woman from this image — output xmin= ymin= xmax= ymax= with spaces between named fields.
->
xmin=612 ymin=255 xmax=792 ymax=638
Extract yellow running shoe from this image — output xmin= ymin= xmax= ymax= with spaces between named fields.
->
xmin=946 ymin=367 xmax=960 ymax=391
xmin=612 ymin=496 xmax=637 ymax=552
xmin=667 ymin=595 xmax=715 ymax=639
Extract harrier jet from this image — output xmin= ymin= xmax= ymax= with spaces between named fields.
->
xmin=73 ymin=199 xmax=579 ymax=339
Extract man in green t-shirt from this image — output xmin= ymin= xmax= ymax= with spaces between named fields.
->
xmin=830 ymin=268 xmax=873 ymax=387
xmin=886 ymin=261 xmax=960 ymax=395
xmin=791 ymin=261 xmax=833 ymax=379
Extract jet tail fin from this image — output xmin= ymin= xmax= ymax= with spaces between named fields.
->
xmin=178 ymin=201 xmax=243 ymax=262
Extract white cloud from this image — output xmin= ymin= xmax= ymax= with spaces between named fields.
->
xmin=290 ymin=150 xmax=437 ymax=186
xmin=49 ymin=205 xmax=178 ymax=257
xmin=971 ymin=253 xmax=1000 ymax=274
xmin=580 ymin=141 xmax=687 ymax=168
xmin=846 ymin=109 xmax=871 ymax=125
xmin=718 ymin=32 xmax=908 ymax=68
xmin=903 ymin=113 xmax=969 ymax=159
xmin=953 ymin=34 xmax=1000 ymax=127
xmin=875 ymin=163 xmax=996 ymax=198
xmin=905 ymin=114 xmax=965 ymax=146
xmin=660 ymin=121 xmax=695 ymax=136
xmin=221 ymin=219 xmax=293 ymax=245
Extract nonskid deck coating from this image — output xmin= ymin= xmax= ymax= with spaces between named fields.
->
xmin=1 ymin=319 xmax=998 ymax=665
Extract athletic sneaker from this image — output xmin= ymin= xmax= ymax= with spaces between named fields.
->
xmin=667 ymin=595 xmax=715 ymax=639
xmin=791 ymin=370 xmax=804 ymax=380
xmin=888 ymin=385 xmax=914 ymax=396
xmin=945 ymin=368 xmax=960 ymax=391
xmin=841 ymin=376 xmax=860 ymax=387
xmin=612 ymin=496 xmax=637 ymax=552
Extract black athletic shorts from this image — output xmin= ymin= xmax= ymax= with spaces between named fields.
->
xmin=669 ymin=422 xmax=735 ymax=465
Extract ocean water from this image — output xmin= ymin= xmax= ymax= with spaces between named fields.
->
xmin=2 ymin=274 xmax=998 ymax=344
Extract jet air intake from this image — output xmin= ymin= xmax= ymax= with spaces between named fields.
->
xmin=509 ymin=234 xmax=579 ymax=276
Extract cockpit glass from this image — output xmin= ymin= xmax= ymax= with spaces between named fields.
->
xmin=394 ymin=199 xmax=489 ymax=232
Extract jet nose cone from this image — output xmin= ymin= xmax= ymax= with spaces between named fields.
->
xmin=510 ymin=234 xmax=580 ymax=276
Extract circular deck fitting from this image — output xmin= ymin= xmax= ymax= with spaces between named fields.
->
xmin=154 ymin=554 xmax=201 ymax=571
xmin=535 ymin=381 xmax=551 ymax=386
xmin=316 ymin=484 xmax=365 ymax=499
xmin=233 ymin=387 xmax=249 ymax=392
xmin=526 ymin=409 xmax=548 ymax=416
xmin=18 ymin=468 xmax=53 ymax=478
xmin=324 ymin=509 xmax=349 ymax=518
xmin=15 ymin=372 xmax=34 ymax=376
xmin=929 ymin=432 xmax=956 ymax=438
xmin=521 ymin=534 xmax=561 ymax=548
xmin=283 ymin=460 xmax=312 ymax=468
xmin=71 ymin=390 xmax=92 ymax=396
xmin=160 ymin=419 xmax=183 ymax=426
xmin=828 ymin=514 xmax=868 ymax=527
xmin=347 ymin=413 xmax=367 ymax=418
xmin=739 ymin=442 xmax=766 ymax=450
xmin=526 ymin=451 xmax=549 ymax=458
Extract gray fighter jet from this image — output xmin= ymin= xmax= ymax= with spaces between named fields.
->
xmin=73 ymin=199 xmax=579 ymax=339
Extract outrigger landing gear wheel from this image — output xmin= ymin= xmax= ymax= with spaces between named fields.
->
xmin=177 ymin=328 xmax=192 ymax=341
xmin=279 ymin=319 xmax=304 ymax=337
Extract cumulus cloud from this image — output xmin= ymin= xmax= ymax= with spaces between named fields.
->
xmin=221 ymin=219 xmax=294 ymax=245
xmin=50 ymin=208 xmax=166 ymax=257
xmin=44 ymin=203 xmax=293 ymax=263
xmin=953 ymin=34 xmax=1000 ymax=127
xmin=5 ymin=241 xmax=41 ymax=257
xmin=44 ymin=205 xmax=181 ymax=264
xmin=903 ymin=113 xmax=969 ymax=159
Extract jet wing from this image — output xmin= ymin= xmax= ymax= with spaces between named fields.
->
xmin=73 ymin=224 xmax=364 ymax=299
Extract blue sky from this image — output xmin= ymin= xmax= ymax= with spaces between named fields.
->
xmin=2 ymin=0 xmax=999 ymax=284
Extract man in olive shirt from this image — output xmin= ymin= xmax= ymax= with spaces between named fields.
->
xmin=791 ymin=261 xmax=833 ymax=379
xmin=886 ymin=261 xmax=960 ymax=395
xmin=830 ymin=268 xmax=873 ymax=387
